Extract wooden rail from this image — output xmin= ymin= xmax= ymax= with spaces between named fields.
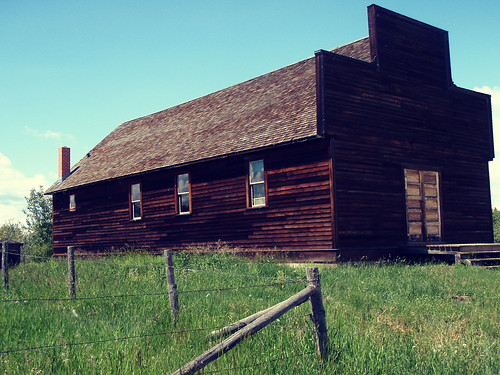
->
xmin=171 ymin=267 xmax=328 ymax=375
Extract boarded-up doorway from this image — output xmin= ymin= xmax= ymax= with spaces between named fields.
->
xmin=404 ymin=169 xmax=442 ymax=242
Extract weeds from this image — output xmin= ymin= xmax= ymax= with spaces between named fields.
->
xmin=0 ymin=254 xmax=498 ymax=374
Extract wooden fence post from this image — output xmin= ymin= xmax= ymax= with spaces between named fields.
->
xmin=164 ymin=250 xmax=179 ymax=321
xmin=2 ymin=241 xmax=8 ymax=290
xmin=307 ymin=267 xmax=328 ymax=361
xmin=67 ymin=246 xmax=76 ymax=299
xmin=20 ymin=244 xmax=25 ymax=263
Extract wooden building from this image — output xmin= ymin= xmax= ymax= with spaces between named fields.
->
xmin=46 ymin=5 xmax=494 ymax=259
xmin=1 ymin=240 xmax=23 ymax=265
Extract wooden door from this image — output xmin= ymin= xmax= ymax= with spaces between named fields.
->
xmin=405 ymin=169 xmax=441 ymax=242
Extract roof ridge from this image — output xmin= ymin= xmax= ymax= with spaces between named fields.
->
xmin=121 ymin=55 xmax=316 ymax=126
xmin=46 ymin=52 xmax=319 ymax=194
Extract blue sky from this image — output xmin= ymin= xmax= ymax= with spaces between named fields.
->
xmin=1 ymin=0 xmax=500 ymax=225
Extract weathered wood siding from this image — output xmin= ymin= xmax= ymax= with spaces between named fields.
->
xmin=319 ymin=6 xmax=493 ymax=248
xmin=51 ymin=6 xmax=494 ymax=255
xmin=52 ymin=140 xmax=334 ymax=254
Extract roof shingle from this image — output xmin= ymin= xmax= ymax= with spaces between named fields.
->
xmin=47 ymin=37 xmax=372 ymax=194
xmin=330 ymin=37 xmax=372 ymax=62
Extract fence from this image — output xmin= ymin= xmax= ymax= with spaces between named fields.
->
xmin=172 ymin=267 xmax=327 ymax=374
xmin=1 ymin=245 xmax=328 ymax=374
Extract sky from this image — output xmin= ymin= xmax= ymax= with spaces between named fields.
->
xmin=1 ymin=0 xmax=500 ymax=225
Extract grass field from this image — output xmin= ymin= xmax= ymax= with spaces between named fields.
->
xmin=1 ymin=252 xmax=499 ymax=374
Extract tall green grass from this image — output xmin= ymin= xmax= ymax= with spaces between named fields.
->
xmin=1 ymin=253 xmax=498 ymax=374
xmin=320 ymin=262 xmax=499 ymax=374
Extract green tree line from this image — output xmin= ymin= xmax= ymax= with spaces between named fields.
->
xmin=492 ymin=208 xmax=500 ymax=243
xmin=1 ymin=186 xmax=52 ymax=257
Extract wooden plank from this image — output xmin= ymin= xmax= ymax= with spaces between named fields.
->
xmin=164 ymin=250 xmax=179 ymax=321
xmin=67 ymin=246 xmax=76 ymax=299
xmin=306 ymin=267 xmax=328 ymax=361
xmin=319 ymin=34 xmax=492 ymax=247
xmin=170 ymin=285 xmax=317 ymax=375
xmin=208 ymin=305 xmax=274 ymax=339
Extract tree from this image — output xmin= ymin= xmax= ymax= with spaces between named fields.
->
xmin=493 ymin=208 xmax=500 ymax=243
xmin=0 ymin=221 xmax=24 ymax=242
xmin=23 ymin=186 xmax=53 ymax=257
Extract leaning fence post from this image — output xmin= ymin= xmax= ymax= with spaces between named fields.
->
xmin=2 ymin=241 xmax=8 ymax=290
xmin=67 ymin=246 xmax=76 ymax=299
xmin=306 ymin=267 xmax=328 ymax=361
xmin=164 ymin=250 xmax=179 ymax=321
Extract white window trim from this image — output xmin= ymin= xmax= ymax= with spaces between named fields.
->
xmin=249 ymin=159 xmax=266 ymax=208
xmin=69 ymin=194 xmax=76 ymax=211
xmin=177 ymin=173 xmax=191 ymax=215
xmin=131 ymin=183 xmax=142 ymax=220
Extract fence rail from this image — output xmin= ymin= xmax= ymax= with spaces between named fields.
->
xmin=171 ymin=266 xmax=328 ymax=375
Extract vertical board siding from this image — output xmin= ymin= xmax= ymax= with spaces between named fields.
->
xmin=52 ymin=140 xmax=333 ymax=254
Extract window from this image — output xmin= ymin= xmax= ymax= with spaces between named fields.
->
xmin=69 ymin=194 xmax=76 ymax=211
xmin=130 ymin=183 xmax=142 ymax=220
xmin=177 ymin=173 xmax=191 ymax=214
xmin=249 ymin=159 xmax=266 ymax=207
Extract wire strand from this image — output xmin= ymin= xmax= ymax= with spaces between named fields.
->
xmin=0 ymin=326 xmax=218 ymax=354
xmin=178 ymin=280 xmax=304 ymax=295
xmin=178 ymin=266 xmax=306 ymax=283
xmin=0 ymin=279 xmax=303 ymax=303
xmin=3 ymin=251 xmax=306 ymax=282
xmin=3 ymin=252 xmax=64 ymax=261
xmin=0 ymin=291 xmax=169 ymax=304
xmin=3 ymin=251 xmax=164 ymax=268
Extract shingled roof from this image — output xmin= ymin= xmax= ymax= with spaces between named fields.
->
xmin=46 ymin=37 xmax=372 ymax=194
xmin=331 ymin=37 xmax=371 ymax=62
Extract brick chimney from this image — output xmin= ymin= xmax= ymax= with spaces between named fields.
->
xmin=58 ymin=146 xmax=71 ymax=181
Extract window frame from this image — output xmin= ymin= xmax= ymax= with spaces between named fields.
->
xmin=175 ymin=173 xmax=192 ymax=215
xmin=130 ymin=183 xmax=142 ymax=221
xmin=247 ymin=159 xmax=267 ymax=208
xmin=69 ymin=194 xmax=76 ymax=212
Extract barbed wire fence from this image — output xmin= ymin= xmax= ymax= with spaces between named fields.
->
xmin=1 ymin=245 xmax=326 ymax=374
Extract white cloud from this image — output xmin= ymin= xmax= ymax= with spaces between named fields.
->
xmin=474 ymin=86 xmax=500 ymax=208
xmin=474 ymin=86 xmax=500 ymax=108
xmin=24 ymin=126 xmax=62 ymax=140
xmin=0 ymin=201 xmax=27 ymax=226
xmin=0 ymin=152 xmax=48 ymax=225
xmin=24 ymin=126 xmax=75 ymax=142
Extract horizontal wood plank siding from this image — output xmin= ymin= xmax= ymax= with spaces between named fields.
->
xmin=51 ymin=6 xmax=494 ymax=256
xmin=369 ymin=5 xmax=452 ymax=89
xmin=52 ymin=140 xmax=333 ymax=254
xmin=320 ymin=9 xmax=493 ymax=248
